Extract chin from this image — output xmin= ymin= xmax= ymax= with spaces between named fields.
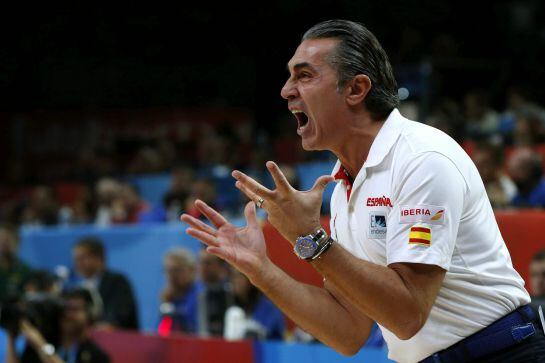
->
xmin=301 ymin=137 xmax=324 ymax=151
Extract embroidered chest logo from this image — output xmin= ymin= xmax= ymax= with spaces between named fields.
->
xmin=366 ymin=196 xmax=393 ymax=207
xmin=369 ymin=213 xmax=387 ymax=239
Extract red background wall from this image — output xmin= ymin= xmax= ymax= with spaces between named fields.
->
xmin=264 ymin=211 xmax=545 ymax=293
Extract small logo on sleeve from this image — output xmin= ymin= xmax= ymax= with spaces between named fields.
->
xmin=409 ymin=224 xmax=431 ymax=246
xmin=368 ymin=213 xmax=387 ymax=239
xmin=400 ymin=205 xmax=446 ymax=225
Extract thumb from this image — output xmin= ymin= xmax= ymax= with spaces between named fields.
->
xmin=311 ymin=175 xmax=334 ymax=194
xmin=244 ymin=201 xmax=259 ymax=228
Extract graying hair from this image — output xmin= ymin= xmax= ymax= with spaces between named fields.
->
xmin=303 ymin=19 xmax=399 ymax=120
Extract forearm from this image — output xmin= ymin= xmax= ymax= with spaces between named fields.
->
xmin=312 ymin=243 xmax=423 ymax=339
xmin=250 ymin=259 xmax=372 ymax=355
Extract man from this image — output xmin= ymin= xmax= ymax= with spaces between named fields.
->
xmin=6 ymin=289 xmax=110 ymax=363
xmin=181 ymin=20 xmax=544 ymax=362
xmin=0 ymin=224 xmax=33 ymax=301
xmin=471 ymin=142 xmax=517 ymax=209
xmin=507 ymin=147 xmax=545 ymax=208
xmin=72 ymin=237 xmax=139 ymax=330
xmin=158 ymin=248 xmax=201 ymax=334
xmin=196 ymin=250 xmax=232 ymax=337
xmin=530 ymin=249 xmax=545 ymax=310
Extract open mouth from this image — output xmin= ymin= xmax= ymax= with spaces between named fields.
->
xmin=291 ymin=110 xmax=309 ymax=129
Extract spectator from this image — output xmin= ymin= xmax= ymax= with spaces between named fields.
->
xmin=0 ymin=224 xmax=33 ymax=301
xmin=110 ymin=183 xmax=149 ymax=224
xmin=93 ymin=178 xmax=121 ymax=226
xmin=507 ymin=148 xmax=545 ymax=208
xmin=225 ymin=269 xmax=284 ymax=340
xmin=71 ymin=237 xmax=139 ymax=330
xmin=472 ymin=143 xmax=517 ymax=208
xmin=463 ymin=89 xmax=500 ymax=141
xmin=197 ymin=250 xmax=232 ymax=337
xmin=512 ymin=107 xmax=545 ymax=146
xmin=6 ymin=288 xmax=110 ymax=363
xmin=158 ymin=248 xmax=201 ymax=335
xmin=184 ymin=180 xmax=217 ymax=220
xmin=529 ymin=249 xmax=545 ymax=310
xmin=20 ymin=186 xmax=59 ymax=226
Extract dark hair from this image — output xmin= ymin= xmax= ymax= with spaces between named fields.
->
xmin=75 ymin=237 xmax=105 ymax=260
xmin=532 ymin=249 xmax=545 ymax=262
xmin=476 ymin=142 xmax=504 ymax=166
xmin=303 ymin=19 xmax=399 ymax=120
xmin=61 ymin=288 xmax=95 ymax=322
xmin=26 ymin=270 xmax=57 ymax=292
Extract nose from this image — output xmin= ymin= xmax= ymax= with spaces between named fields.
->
xmin=280 ymin=77 xmax=299 ymax=101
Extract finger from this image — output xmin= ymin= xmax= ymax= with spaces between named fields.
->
xmin=232 ymin=170 xmax=275 ymax=199
xmin=266 ymin=161 xmax=292 ymax=192
xmin=243 ymin=201 xmax=259 ymax=228
xmin=186 ymin=228 xmax=220 ymax=247
xmin=180 ymin=214 xmax=218 ymax=236
xmin=310 ymin=175 xmax=334 ymax=193
xmin=235 ymin=181 xmax=270 ymax=209
xmin=194 ymin=200 xmax=229 ymax=228
xmin=206 ymin=246 xmax=233 ymax=264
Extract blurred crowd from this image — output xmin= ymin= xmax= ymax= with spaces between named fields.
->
xmin=2 ymin=87 xmax=545 ymax=230
xmin=2 ymin=224 xmax=544 ymax=360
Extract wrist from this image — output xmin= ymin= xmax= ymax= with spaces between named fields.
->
xmin=248 ymin=258 xmax=280 ymax=289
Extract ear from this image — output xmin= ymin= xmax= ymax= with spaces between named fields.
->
xmin=346 ymin=74 xmax=372 ymax=107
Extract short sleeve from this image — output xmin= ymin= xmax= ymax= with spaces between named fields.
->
xmin=386 ymin=152 xmax=466 ymax=270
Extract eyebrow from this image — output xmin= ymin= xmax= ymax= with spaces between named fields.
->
xmin=286 ymin=62 xmax=316 ymax=73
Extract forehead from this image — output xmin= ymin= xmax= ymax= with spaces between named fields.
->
xmin=287 ymin=38 xmax=339 ymax=71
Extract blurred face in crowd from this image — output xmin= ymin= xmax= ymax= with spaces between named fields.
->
xmin=199 ymin=250 xmax=226 ymax=284
xmin=0 ymin=228 xmax=17 ymax=259
xmin=231 ymin=269 xmax=251 ymax=300
xmin=61 ymin=297 xmax=90 ymax=336
xmin=164 ymin=255 xmax=195 ymax=292
xmin=530 ymin=259 xmax=545 ymax=297
xmin=73 ymin=246 xmax=104 ymax=278
xmin=472 ymin=149 xmax=497 ymax=184
xmin=281 ymin=38 xmax=351 ymax=151
xmin=507 ymin=149 xmax=538 ymax=185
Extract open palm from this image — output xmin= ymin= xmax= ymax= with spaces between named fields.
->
xmin=181 ymin=200 xmax=267 ymax=278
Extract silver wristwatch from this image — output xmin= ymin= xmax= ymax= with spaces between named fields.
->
xmin=294 ymin=227 xmax=334 ymax=261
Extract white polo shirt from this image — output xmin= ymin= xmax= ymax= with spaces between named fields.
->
xmin=329 ymin=109 xmax=530 ymax=363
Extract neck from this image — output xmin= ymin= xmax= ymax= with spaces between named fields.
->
xmin=332 ymin=115 xmax=385 ymax=178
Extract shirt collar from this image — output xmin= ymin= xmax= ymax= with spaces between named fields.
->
xmin=331 ymin=108 xmax=405 ymax=178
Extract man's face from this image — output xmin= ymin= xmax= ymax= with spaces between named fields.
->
xmin=164 ymin=257 xmax=195 ymax=290
xmin=199 ymin=251 xmax=225 ymax=284
xmin=472 ymin=150 xmax=496 ymax=184
xmin=73 ymin=247 xmax=102 ymax=278
xmin=61 ymin=297 xmax=89 ymax=336
xmin=281 ymin=38 xmax=348 ymax=151
xmin=530 ymin=259 xmax=545 ymax=297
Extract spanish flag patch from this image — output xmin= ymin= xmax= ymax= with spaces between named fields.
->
xmin=409 ymin=224 xmax=431 ymax=246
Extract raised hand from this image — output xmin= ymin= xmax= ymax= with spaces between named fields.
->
xmin=232 ymin=161 xmax=333 ymax=244
xmin=180 ymin=200 xmax=268 ymax=280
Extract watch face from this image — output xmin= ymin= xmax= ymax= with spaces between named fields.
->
xmin=295 ymin=236 xmax=319 ymax=259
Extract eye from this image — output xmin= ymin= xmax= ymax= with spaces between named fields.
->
xmin=296 ymin=72 xmax=312 ymax=80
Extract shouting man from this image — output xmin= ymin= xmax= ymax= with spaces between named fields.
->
xmin=181 ymin=20 xmax=544 ymax=362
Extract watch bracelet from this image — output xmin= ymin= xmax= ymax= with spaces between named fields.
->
xmin=308 ymin=236 xmax=334 ymax=261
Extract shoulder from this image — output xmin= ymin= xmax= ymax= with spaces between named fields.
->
xmin=393 ymin=121 xmax=474 ymax=189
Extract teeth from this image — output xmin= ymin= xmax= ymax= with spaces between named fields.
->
xmin=291 ymin=110 xmax=303 ymax=114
